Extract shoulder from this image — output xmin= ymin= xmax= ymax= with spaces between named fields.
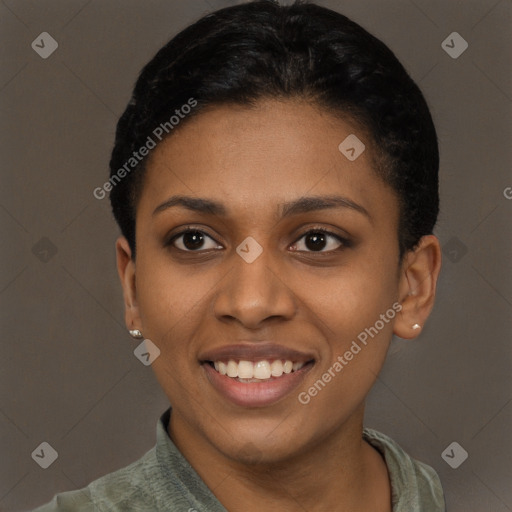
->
xmin=31 ymin=447 xmax=159 ymax=512
xmin=363 ymin=428 xmax=446 ymax=512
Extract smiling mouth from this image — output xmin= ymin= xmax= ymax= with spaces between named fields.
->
xmin=204 ymin=359 xmax=315 ymax=382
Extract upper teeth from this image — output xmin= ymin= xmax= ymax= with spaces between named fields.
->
xmin=213 ymin=360 xmax=305 ymax=380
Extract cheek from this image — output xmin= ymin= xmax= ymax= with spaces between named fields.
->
xmin=307 ymin=256 xmax=398 ymax=387
xmin=134 ymin=259 xmax=215 ymax=408
xmin=135 ymin=258 xmax=210 ymax=351
xmin=315 ymin=257 xmax=397 ymax=333
xmin=296 ymin=277 xmax=396 ymax=429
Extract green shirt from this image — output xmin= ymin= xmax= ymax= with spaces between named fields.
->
xmin=32 ymin=407 xmax=445 ymax=511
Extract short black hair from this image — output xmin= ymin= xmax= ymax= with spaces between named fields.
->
xmin=109 ymin=0 xmax=439 ymax=261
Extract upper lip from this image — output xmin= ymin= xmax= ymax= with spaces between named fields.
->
xmin=199 ymin=343 xmax=315 ymax=363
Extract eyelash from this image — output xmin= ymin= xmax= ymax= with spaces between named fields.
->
xmin=166 ymin=225 xmax=351 ymax=254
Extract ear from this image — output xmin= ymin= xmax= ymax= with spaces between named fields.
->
xmin=115 ymin=236 xmax=142 ymax=333
xmin=394 ymin=234 xmax=442 ymax=340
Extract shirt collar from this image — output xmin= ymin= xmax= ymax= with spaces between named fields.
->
xmin=153 ymin=407 xmax=443 ymax=512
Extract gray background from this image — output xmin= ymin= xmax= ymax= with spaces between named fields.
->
xmin=1 ymin=0 xmax=511 ymax=510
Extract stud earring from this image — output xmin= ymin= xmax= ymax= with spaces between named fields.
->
xmin=129 ymin=329 xmax=144 ymax=339
xmin=412 ymin=323 xmax=421 ymax=330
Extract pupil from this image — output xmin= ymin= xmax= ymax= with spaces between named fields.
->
xmin=305 ymin=232 xmax=326 ymax=251
xmin=183 ymin=231 xmax=204 ymax=250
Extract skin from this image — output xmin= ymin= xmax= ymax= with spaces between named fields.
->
xmin=116 ymin=98 xmax=442 ymax=512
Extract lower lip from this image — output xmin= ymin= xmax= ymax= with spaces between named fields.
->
xmin=202 ymin=362 xmax=314 ymax=408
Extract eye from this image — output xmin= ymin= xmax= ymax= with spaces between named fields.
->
xmin=290 ymin=228 xmax=349 ymax=253
xmin=168 ymin=228 xmax=222 ymax=252
xmin=167 ymin=226 xmax=350 ymax=254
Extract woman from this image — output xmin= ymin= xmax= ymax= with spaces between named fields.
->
xmin=34 ymin=1 xmax=444 ymax=510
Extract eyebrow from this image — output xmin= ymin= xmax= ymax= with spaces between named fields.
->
xmin=152 ymin=194 xmax=371 ymax=221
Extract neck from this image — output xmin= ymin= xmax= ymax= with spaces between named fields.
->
xmin=168 ymin=404 xmax=392 ymax=512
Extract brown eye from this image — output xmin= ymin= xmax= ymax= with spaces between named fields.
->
xmin=291 ymin=229 xmax=348 ymax=253
xmin=169 ymin=229 xmax=222 ymax=252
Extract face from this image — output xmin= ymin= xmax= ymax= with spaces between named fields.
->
xmin=117 ymin=99 xmax=434 ymax=465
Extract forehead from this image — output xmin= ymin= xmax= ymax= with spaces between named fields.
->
xmin=138 ymin=99 xmax=398 ymax=227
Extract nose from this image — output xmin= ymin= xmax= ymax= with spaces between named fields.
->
xmin=212 ymin=245 xmax=297 ymax=329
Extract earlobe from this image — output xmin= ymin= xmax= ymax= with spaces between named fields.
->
xmin=393 ymin=235 xmax=442 ymax=340
xmin=115 ymin=236 xmax=142 ymax=333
